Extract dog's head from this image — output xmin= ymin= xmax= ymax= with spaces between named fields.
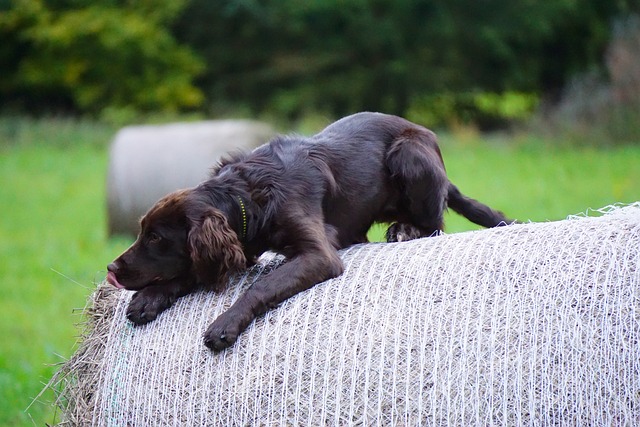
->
xmin=106 ymin=189 xmax=247 ymax=291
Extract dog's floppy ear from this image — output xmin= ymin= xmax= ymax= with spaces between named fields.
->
xmin=188 ymin=208 xmax=247 ymax=290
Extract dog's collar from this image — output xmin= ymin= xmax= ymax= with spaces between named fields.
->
xmin=235 ymin=195 xmax=248 ymax=241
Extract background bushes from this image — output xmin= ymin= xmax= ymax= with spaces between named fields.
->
xmin=542 ymin=14 xmax=640 ymax=144
xmin=1 ymin=0 xmax=638 ymax=133
xmin=0 ymin=0 xmax=203 ymax=116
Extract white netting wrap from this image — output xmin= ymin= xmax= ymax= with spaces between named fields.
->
xmin=53 ymin=204 xmax=640 ymax=426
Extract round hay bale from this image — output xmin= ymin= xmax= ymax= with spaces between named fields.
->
xmin=106 ymin=120 xmax=275 ymax=236
xmin=53 ymin=204 xmax=640 ymax=425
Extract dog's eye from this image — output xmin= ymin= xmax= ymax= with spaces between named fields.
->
xmin=147 ymin=232 xmax=162 ymax=244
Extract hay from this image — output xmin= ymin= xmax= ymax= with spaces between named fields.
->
xmin=106 ymin=120 xmax=274 ymax=236
xmin=52 ymin=204 xmax=640 ymax=425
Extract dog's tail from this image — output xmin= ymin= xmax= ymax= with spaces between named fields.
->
xmin=447 ymin=183 xmax=512 ymax=228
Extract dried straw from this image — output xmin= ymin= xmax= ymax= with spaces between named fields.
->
xmin=50 ymin=204 xmax=640 ymax=425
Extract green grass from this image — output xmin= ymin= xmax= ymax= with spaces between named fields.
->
xmin=438 ymin=133 xmax=640 ymax=231
xmin=0 ymin=117 xmax=638 ymax=425
xmin=0 ymin=118 xmax=130 ymax=425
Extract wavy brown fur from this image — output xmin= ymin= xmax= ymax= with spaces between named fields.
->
xmin=105 ymin=112 xmax=512 ymax=351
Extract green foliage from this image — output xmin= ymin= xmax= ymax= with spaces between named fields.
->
xmin=0 ymin=0 xmax=203 ymax=115
xmin=407 ymin=91 xmax=539 ymax=130
xmin=1 ymin=0 xmax=639 ymax=128
xmin=174 ymin=0 xmax=634 ymax=126
xmin=537 ymin=14 xmax=640 ymax=145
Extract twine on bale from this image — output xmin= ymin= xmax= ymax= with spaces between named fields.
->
xmin=50 ymin=204 xmax=640 ymax=426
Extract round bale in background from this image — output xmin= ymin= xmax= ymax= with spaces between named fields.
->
xmin=106 ymin=120 xmax=275 ymax=236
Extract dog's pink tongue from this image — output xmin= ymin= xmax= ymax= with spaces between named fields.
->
xmin=106 ymin=271 xmax=125 ymax=289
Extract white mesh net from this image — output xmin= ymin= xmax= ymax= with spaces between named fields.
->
xmin=53 ymin=204 xmax=640 ymax=426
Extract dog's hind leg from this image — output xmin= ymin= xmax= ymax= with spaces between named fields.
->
xmin=385 ymin=128 xmax=449 ymax=242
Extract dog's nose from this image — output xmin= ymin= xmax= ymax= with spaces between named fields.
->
xmin=106 ymin=262 xmax=126 ymax=289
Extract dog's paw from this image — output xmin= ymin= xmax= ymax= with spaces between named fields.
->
xmin=386 ymin=223 xmax=426 ymax=242
xmin=126 ymin=288 xmax=175 ymax=325
xmin=203 ymin=315 xmax=241 ymax=352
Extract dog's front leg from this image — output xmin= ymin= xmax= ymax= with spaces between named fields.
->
xmin=127 ymin=279 xmax=195 ymax=325
xmin=204 ymin=250 xmax=343 ymax=351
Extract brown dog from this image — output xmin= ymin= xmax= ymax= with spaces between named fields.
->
xmin=107 ymin=112 xmax=512 ymax=351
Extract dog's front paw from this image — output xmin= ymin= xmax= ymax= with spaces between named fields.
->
xmin=203 ymin=315 xmax=242 ymax=352
xmin=126 ymin=287 xmax=176 ymax=325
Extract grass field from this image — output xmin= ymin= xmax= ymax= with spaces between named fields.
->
xmin=0 ymin=117 xmax=638 ymax=425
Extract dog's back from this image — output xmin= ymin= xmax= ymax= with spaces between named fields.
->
xmin=218 ymin=112 xmax=509 ymax=245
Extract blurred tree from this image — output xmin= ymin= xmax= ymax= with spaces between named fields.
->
xmin=538 ymin=0 xmax=638 ymax=100
xmin=174 ymin=0 xmax=635 ymax=126
xmin=0 ymin=0 xmax=203 ymax=115
xmin=1 ymin=0 xmax=636 ymax=125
